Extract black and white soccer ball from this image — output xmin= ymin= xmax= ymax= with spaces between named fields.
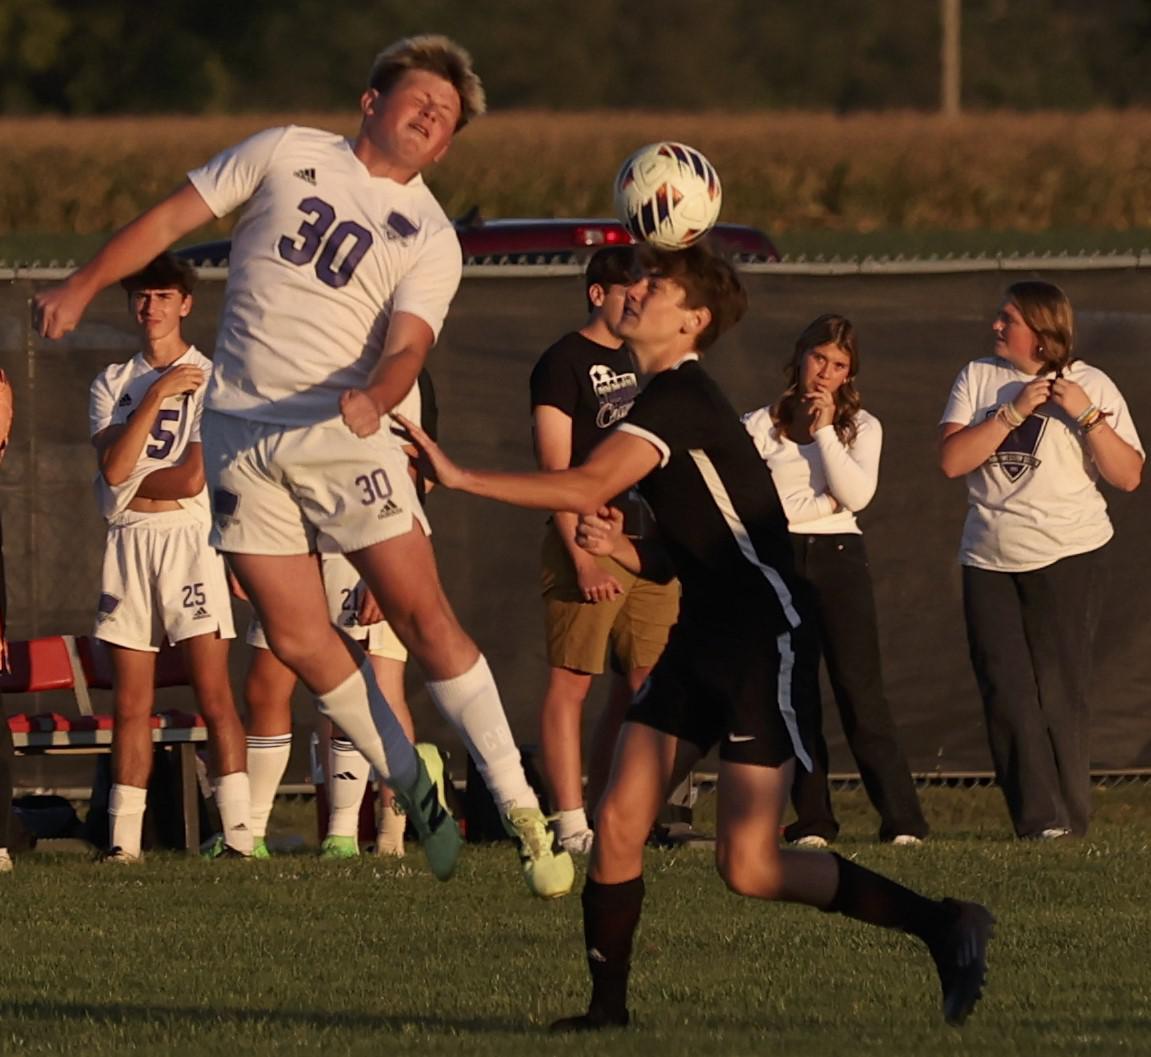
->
xmin=613 ymin=142 xmax=723 ymax=250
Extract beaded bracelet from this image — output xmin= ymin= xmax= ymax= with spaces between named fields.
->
xmin=997 ymin=402 xmax=1025 ymax=429
xmin=1075 ymin=403 xmax=1099 ymax=426
xmin=1083 ymin=413 xmax=1108 ymax=434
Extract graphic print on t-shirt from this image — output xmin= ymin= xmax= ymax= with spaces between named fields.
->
xmin=985 ymin=408 xmax=1048 ymax=482
xmin=589 ymin=364 xmax=638 ymax=429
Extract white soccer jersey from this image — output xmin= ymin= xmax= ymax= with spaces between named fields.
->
xmin=187 ymin=126 xmax=462 ymax=427
xmin=89 ymin=346 xmax=212 ymax=523
xmin=940 ymin=356 xmax=1144 ymax=572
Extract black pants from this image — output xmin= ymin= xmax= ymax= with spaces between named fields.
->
xmin=962 ymin=548 xmax=1104 ymax=838
xmin=786 ymin=533 xmax=927 ymax=842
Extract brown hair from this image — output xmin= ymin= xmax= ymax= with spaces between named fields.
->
xmin=367 ymin=35 xmax=486 ymax=130
xmin=1005 ymin=280 xmax=1075 ymax=375
xmin=774 ymin=313 xmax=862 ymax=446
xmin=120 ymin=252 xmax=196 ymax=297
xmin=635 ymin=242 xmax=748 ymax=351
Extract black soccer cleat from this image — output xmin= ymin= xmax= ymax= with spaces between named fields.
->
xmin=930 ymin=898 xmax=995 ymax=1026
xmin=549 ymin=1008 xmax=630 ymax=1033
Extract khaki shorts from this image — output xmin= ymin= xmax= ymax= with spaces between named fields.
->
xmin=246 ymin=553 xmax=407 ymax=662
xmin=96 ymin=509 xmax=236 ymax=652
xmin=203 ymin=411 xmax=429 ymax=555
xmin=540 ymin=523 xmax=680 ymax=675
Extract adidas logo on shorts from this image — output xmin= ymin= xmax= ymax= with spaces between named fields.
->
xmin=377 ymin=499 xmax=402 ymax=520
xmin=192 ymin=606 xmax=211 ymax=620
xmin=294 ymin=168 xmax=317 ymax=185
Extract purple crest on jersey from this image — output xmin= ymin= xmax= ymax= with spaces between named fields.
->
xmin=97 ymin=593 xmax=120 ymax=615
xmin=386 ymin=211 xmax=419 ymax=240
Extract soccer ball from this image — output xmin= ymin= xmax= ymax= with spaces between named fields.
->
xmin=613 ymin=142 xmax=723 ymax=250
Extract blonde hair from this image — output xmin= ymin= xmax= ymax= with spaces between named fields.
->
xmin=1006 ymin=280 xmax=1075 ymax=375
xmin=368 ymin=35 xmax=486 ymax=130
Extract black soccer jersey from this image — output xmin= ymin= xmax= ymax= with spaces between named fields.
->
xmin=617 ymin=357 xmax=801 ymax=634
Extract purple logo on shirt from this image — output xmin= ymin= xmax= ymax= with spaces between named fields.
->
xmin=386 ymin=211 xmax=420 ymax=240
xmin=987 ymin=409 xmax=1047 ymax=481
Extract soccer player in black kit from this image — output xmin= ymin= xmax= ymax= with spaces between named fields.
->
xmin=400 ymin=242 xmax=994 ymax=1031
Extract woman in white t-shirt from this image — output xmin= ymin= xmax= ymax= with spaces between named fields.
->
xmin=744 ymin=314 xmax=927 ymax=847
xmin=939 ymin=280 xmax=1143 ymax=840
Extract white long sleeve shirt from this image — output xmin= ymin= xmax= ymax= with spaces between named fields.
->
xmin=742 ymin=407 xmax=882 ymax=534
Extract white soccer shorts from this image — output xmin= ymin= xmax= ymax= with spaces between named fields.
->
xmin=95 ymin=508 xmax=236 ymax=651
xmin=245 ymin=553 xmax=408 ymax=661
xmin=202 ymin=410 xmax=430 ymax=555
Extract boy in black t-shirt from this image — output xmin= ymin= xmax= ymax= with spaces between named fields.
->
xmin=400 ymin=243 xmax=994 ymax=1031
xmin=529 ymin=247 xmax=679 ymax=853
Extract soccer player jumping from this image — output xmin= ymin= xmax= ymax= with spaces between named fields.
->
xmin=399 ymin=243 xmax=995 ymax=1029
xmin=34 ymin=35 xmax=572 ymax=898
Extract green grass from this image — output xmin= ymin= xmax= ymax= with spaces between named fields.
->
xmin=1 ymin=784 xmax=1148 ymax=1056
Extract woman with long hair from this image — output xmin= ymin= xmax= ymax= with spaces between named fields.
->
xmin=939 ymin=280 xmax=1142 ymax=839
xmin=744 ymin=314 xmax=928 ymax=846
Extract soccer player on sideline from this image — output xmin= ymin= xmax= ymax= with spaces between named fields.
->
xmin=399 ymin=243 xmax=995 ymax=1030
xmin=88 ymin=253 xmax=249 ymax=862
xmin=530 ymin=245 xmax=679 ymax=854
xmin=34 ymin=35 xmax=572 ymax=897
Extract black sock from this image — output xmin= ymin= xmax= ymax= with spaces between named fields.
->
xmin=582 ymin=875 xmax=645 ymax=1020
xmin=823 ymin=853 xmax=951 ymax=948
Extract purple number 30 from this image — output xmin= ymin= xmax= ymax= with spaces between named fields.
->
xmin=277 ymin=196 xmax=373 ymax=289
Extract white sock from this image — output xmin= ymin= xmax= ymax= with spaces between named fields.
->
xmin=327 ymin=737 xmax=370 ymax=838
xmin=214 ymin=771 xmax=254 ymax=854
xmin=427 ymin=655 xmax=538 ymax=812
xmin=555 ymin=807 xmax=590 ymax=840
xmin=109 ymin=783 xmax=148 ymax=858
xmin=246 ymin=734 xmax=292 ymax=840
xmin=316 ymin=661 xmax=418 ymax=792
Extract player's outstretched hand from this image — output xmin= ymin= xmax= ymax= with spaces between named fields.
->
xmin=391 ymin=412 xmax=467 ymax=490
xmin=340 ymin=389 xmax=382 ymax=437
xmin=576 ymin=506 xmax=624 ymax=558
xmin=33 ymin=281 xmax=93 ymax=341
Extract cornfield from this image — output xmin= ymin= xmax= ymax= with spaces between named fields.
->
xmin=5 ymin=110 xmax=1151 ymax=236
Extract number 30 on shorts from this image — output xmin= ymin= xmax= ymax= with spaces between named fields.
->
xmin=355 ymin=468 xmax=392 ymax=505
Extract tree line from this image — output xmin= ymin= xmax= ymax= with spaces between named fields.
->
xmin=4 ymin=0 xmax=1151 ymax=114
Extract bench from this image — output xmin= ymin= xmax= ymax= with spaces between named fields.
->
xmin=1 ymin=634 xmax=207 ymax=851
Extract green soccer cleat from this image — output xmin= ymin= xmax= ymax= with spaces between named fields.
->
xmin=250 ymin=838 xmax=271 ymax=860
xmin=394 ymin=744 xmax=462 ymax=882
xmin=504 ymin=807 xmax=575 ymax=899
xmin=319 ymin=834 xmax=360 ymax=860
xmin=200 ymin=834 xmax=251 ymax=860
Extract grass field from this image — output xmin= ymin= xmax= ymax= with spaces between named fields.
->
xmin=1 ymin=784 xmax=1147 ymax=1056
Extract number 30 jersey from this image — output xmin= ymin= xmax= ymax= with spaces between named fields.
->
xmin=187 ymin=125 xmax=463 ymax=428
xmin=89 ymin=346 xmax=212 ymax=523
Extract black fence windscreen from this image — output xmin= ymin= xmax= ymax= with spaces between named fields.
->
xmin=3 ymin=267 xmax=1149 ymax=787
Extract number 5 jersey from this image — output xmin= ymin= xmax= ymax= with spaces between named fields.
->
xmin=88 ymin=346 xmax=213 ymax=524
xmin=187 ymin=126 xmax=462 ymax=428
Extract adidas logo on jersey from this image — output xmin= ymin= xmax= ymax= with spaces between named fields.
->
xmin=192 ymin=606 xmax=210 ymax=620
xmin=294 ymin=168 xmax=317 ymax=185
xmin=377 ymin=499 xmax=402 ymax=520
xmin=118 ymin=394 xmax=133 ymax=407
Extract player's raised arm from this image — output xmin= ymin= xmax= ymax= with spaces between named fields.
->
xmin=397 ymin=413 xmax=662 ymax=515
xmin=33 ymin=182 xmax=215 ymax=340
